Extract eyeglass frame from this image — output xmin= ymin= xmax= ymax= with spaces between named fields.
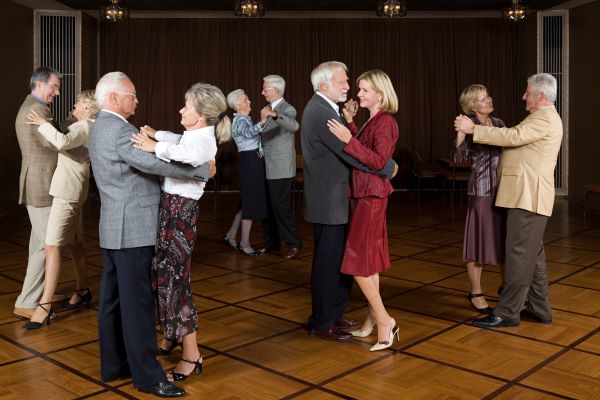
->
xmin=114 ymin=91 xmax=138 ymax=99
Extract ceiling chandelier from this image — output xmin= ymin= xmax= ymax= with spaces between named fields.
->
xmin=100 ymin=0 xmax=129 ymax=22
xmin=503 ymin=0 xmax=527 ymax=21
xmin=376 ymin=0 xmax=407 ymax=17
xmin=234 ymin=0 xmax=265 ymax=17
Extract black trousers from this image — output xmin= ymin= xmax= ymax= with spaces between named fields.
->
xmin=263 ymin=178 xmax=302 ymax=249
xmin=98 ymin=246 xmax=165 ymax=388
xmin=309 ymin=223 xmax=353 ymax=330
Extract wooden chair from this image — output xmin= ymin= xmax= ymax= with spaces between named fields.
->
xmin=406 ymin=148 xmax=445 ymax=190
xmin=584 ymin=184 xmax=600 ymax=222
xmin=442 ymin=158 xmax=472 ymax=204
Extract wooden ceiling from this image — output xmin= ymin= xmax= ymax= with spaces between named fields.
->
xmin=52 ymin=0 xmax=567 ymax=12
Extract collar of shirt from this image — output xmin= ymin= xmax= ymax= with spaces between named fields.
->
xmin=270 ymin=97 xmax=283 ymax=110
xmin=101 ymin=109 xmax=129 ymax=123
xmin=31 ymin=93 xmax=47 ymax=106
xmin=316 ymin=92 xmax=339 ymax=114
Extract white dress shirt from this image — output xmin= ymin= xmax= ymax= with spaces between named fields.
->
xmin=154 ymin=126 xmax=216 ymax=200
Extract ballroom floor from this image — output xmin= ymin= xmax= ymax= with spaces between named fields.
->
xmin=0 ymin=191 xmax=599 ymax=400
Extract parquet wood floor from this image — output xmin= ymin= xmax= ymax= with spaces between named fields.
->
xmin=1 ymin=192 xmax=599 ymax=399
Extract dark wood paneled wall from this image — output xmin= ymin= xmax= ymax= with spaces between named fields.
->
xmin=1 ymin=1 xmax=33 ymax=215
xmin=569 ymin=1 xmax=600 ymax=201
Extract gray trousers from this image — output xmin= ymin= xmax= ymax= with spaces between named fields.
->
xmin=493 ymin=208 xmax=552 ymax=322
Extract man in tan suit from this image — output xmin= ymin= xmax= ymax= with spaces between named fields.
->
xmin=454 ymin=73 xmax=563 ymax=328
xmin=14 ymin=67 xmax=62 ymax=319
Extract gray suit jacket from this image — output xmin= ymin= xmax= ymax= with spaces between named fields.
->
xmin=300 ymin=93 xmax=394 ymax=225
xmin=261 ymin=99 xmax=299 ymax=180
xmin=89 ymin=111 xmax=210 ymax=249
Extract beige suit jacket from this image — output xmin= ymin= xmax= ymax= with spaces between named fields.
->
xmin=473 ymin=105 xmax=563 ymax=217
xmin=38 ymin=119 xmax=93 ymax=203
xmin=15 ymin=95 xmax=58 ymax=207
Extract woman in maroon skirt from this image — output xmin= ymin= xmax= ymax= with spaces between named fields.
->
xmin=454 ymin=84 xmax=506 ymax=314
xmin=327 ymin=70 xmax=399 ymax=351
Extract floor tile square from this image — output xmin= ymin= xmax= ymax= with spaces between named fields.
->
xmin=521 ymin=350 xmax=600 ymax=399
xmin=197 ymin=306 xmax=298 ymax=351
xmin=385 ymin=258 xmax=464 ymax=284
xmin=0 ymin=357 xmax=103 ymax=397
xmin=192 ymin=273 xmax=293 ymax=303
xmin=550 ymin=284 xmax=600 ymax=317
xmin=324 ymin=353 xmax=504 ymax=399
xmin=407 ymin=325 xmax=562 ymax=380
xmin=229 ymin=329 xmax=382 ymax=384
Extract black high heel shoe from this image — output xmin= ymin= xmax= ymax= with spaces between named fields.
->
xmin=239 ymin=247 xmax=261 ymax=256
xmin=157 ymin=339 xmax=182 ymax=356
xmin=64 ymin=288 xmax=92 ymax=310
xmin=223 ymin=235 xmax=240 ymax=250
xmin=24 ymin=303 xmax=55 ymax=330
xmin=171 ymin=357 xmax=203 ymax=381
xmin=467 ymin=292 xmax=494 ymax=315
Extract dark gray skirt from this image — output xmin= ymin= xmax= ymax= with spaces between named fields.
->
xmin=463 ymin=195 xmax=506 ymax=265
xmin=239 ymin=150 xmax=268 ymax=220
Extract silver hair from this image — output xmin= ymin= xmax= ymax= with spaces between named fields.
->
xmin=186 ymin=82 xmax=232 ymax=144
xmin=263 ymin=74 xmax=285 ymax=96
xmin=310 ymin=61 xmax=347 ymax=93
xmin=527 ymin=73 xmax=557 ymax=103
xmin=226 ymin=89 xmax=246 ymax=110
xmin=95 ymin=71 xmax=131 ymax=107
xmin=30 ymin=67 xmax=62 ymax=90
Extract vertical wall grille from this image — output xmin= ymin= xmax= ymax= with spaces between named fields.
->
xmin=35 ymin=12 xmax=80 ymax=124
xmin=539 ymin=11 xmax=568 ymax=195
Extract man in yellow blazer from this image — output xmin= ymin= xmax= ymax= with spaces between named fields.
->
xmin=454 ymin=73 xmax=563 ymax=328
xmin=14 ymin=67 xmax=62 ymax=319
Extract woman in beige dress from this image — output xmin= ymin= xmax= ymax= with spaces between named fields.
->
xmin=24 ymin=90 xmax=97 ymax=329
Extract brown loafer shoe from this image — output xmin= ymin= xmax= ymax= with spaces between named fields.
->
xmin=335 ymin=318 xmax=359 ymax=329
xmin=309 ymin=327 xmax=353 ymax=341
xmin=13 ymin=307 xmax=35 ymax=319
xmin=283 ymin=247 xmax=301 ymax=260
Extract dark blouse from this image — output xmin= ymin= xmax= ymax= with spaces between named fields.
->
xmin=453 ymin=115 xmax=505 ymax=197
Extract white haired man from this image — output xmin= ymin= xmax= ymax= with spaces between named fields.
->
xmin=454 ymin=73 xmax=563 ymax=328
xmin=258 ymin=74 xmax=303 ymax=259
xmin=301 ymin=61 xmax=397 ymax=341
xmin=89 ymin=71 xmax=214 ymax=397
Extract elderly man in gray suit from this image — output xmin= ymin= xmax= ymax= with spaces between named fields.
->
xmin=89 ymin=72 xmax=213 ymax=398
xmin=14 ymin=67 xmax=62 ymax=319
xmin=258 ymin=74 xmax=303 ymax=259
xmin=301 ymin=61 xmax=397 ymax=341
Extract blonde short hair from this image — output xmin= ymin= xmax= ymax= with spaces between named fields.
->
xmin=79 ymin=89 xmax=99 ymax=118
xmin=356 ymin=69 xmax=398 ymax=114
xmin=459 ymin=84 xmax=488 ymax=115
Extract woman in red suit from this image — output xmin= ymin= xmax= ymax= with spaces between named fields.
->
xmin=327 ymin=69 xmax=399 ymax=351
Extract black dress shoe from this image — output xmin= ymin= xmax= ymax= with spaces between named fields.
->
xmin=335 ymin=318 xmax=359 ymax=329
xmin=138 ymin=380 xmax=185 ymax=398
xmin=309 ymin=327 xmax=353 ymax=341
xmin=467 ymin=292 xmax=494 ymax=315
xmin=473 ymin=315 xmax=519 ymax=328
xmin=520 ymin=309 xmax=552 ymax=324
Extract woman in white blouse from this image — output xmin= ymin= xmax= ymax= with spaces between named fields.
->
xmin=132 ymin=82 xmax=230 ymax=382
xmin=24 ymin=90 xmax=97 ymax=329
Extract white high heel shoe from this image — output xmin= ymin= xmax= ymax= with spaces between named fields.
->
xmin=350 ymin=321 xmax=376 ymax=338
xmin=369 ymin=319 xmax=399 ymax=352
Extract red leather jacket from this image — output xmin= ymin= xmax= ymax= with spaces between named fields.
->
xmin=343 ymin=111 xmax=399 ymax=199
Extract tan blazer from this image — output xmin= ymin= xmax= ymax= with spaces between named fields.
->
xmin=15 ymin=95 xmax=58 ymax=207
xmin=473 ymin=105 xmax=563 ymax=217
xmin=38 ymin=119 xmax=93 ymax=204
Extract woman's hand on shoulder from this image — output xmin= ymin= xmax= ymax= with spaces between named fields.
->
xmin=327 ymin=119 xmax=352 ymax=144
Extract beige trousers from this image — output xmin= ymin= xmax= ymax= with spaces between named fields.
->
xmin=15 ymin=205 xmax=51 ymax=308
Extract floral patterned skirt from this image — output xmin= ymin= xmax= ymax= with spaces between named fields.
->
xmin=152 ymin=192 xmax=199 ymax=341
